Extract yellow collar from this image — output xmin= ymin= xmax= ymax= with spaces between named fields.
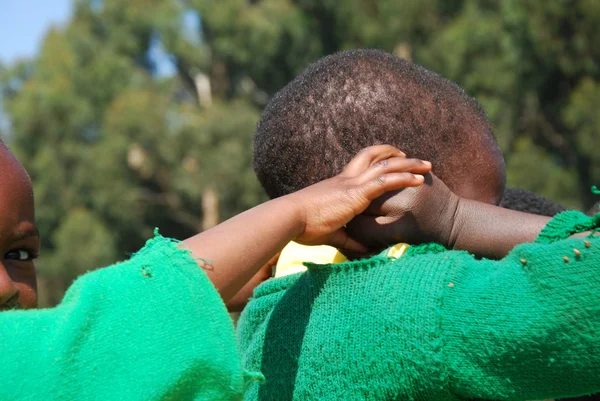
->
xmin=274 ymin=242 xmax=409 ymax=278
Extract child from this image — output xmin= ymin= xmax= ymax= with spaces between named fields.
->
xmin=238 ymin=49 xmax=600 ymax=400
xmin=0 ymin=145 xmax=38 ymax=311
xmin=0 ymin=141 xmax=432 ymax=400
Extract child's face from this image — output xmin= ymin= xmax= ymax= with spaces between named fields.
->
xmin=0 ymin=145 xmax=39 ymax=310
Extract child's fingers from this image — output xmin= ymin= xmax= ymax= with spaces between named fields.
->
xmin=324 ymin=228 xmax=368 ymax=254
xmin=341 ymin=145 xmax=406 ymax=177
xmin=355 ymin=157 xmax=432 ymax=184
xmin=361 ymin=190 xmax=400 ymax=216
xmin=358 ymin=172 xmax=425 ymax=201
xmin=346 ymin=214 xmax=399 ymax=249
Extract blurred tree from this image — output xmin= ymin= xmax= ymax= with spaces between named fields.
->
xmin=418 ymin=0 xmax=600 ymax=209
xmin=1 ymin=0 xmax=598 ymax=304
xmin=2 ymin=0 xmax=265 ymax=305
xmin=192 ymin=0 xmax=599 ymax=209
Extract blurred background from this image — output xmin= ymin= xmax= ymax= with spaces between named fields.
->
xmin=0 ymin=0 xmax=598 ymax=306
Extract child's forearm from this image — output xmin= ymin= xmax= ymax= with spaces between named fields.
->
xmin=183 ymin=196 xmax=303 ymax=302
xmin=183 ymin=146 xmax=432 ymax=301
xmin=226 ymin=262 xmax=273 ymax=312
xmin=449 ymin=198 xmax=552 ymax=259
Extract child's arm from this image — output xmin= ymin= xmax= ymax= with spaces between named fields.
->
xmin=226 ymin=258 xmax=275 ymax=312
xmin=0 ymin=145 xmax=431 ymax=400
xmin=444 ymin=225 xmax=600 ymax=401
xmin=184 ymin=145 xmax=432 ymax=301
xmin=239 ymin=212 xmax=600 ymax=401
xmin=348 ymin=172 xmax=589 ymax=259
xmin=1 ymin=235 xmax=250 ymax=401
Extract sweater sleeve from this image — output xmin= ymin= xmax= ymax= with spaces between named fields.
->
xmin=0 ymin=234 xmax=244 ymax=401
xmin=443 ymin=212 xmax=600 ymax=401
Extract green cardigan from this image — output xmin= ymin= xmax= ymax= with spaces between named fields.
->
xmin=237 ymin=211 xmax=600 ymax=401
xmin=0 ymin=233 xmax=246 ymax=401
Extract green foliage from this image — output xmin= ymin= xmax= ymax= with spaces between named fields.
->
xmin=37 ymin=207 xmax=118 ymax=306
xmin=506 ymin=138 xmax=582 ymax=210
xmin=1 ymin=0 xmax=599 ymax=305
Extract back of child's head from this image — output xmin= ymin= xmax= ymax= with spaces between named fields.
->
xmin=253 ymin=49 xmax=506 ymax=205
xmin=500 ymin=188 xmax=567 ymax=217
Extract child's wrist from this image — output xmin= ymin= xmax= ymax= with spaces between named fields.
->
xmin=277 ymin=194 xmax=310 ymax=240
xmin=441 ymin=193 xmax=463 ymax=248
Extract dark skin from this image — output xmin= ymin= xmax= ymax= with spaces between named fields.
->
xmin=0 ymin=144 xmax=431 ymax=312
xmin=228 ymin=148 xmax=597 ymax=401
xmin=225 ymin=151 xmax=514 ymax=309
xmin=225 ymin=149 xmax=513 ymax=310
xmin=229 ymin=150 xmax=592 ymax=310
xmin=226 ymin=253 xmax=277 ymax=312
xmin=349 ymin=174 xmax=597 ymax=401
xmin=0 ymin=144 xmax=40 ymax=311
xmin=183 ymin=145 xmax=432 ymax=302
xmin=0 ymin=144 xmax=430 ymax=312
xmin=348 ymin=172 xmax=553 ymax=259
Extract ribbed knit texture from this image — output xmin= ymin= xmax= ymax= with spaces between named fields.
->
xmin=536 ymin=210 xmax=600 ymax=244
xmin=238 ymin=212 xmax=600 ymax=401
xmin=0 ymin=233 xmax=245 ymax=401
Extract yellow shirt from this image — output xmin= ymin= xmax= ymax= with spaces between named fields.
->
xmin=274 ymin=242 xmax=410 ymax=278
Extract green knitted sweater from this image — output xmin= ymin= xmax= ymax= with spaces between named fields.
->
xmin=0 ymin=233 xmax=245 ymax=401
xmin=237 ymin=211 xmax=600 ymax=401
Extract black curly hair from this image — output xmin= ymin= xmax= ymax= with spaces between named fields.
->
xmin=500 ymin=188 xmax=567 ymax=217
xmin=587 ymin=200 xmax=600 ymax=216
xmin=253 ymin=49 xmax=506 ymax=204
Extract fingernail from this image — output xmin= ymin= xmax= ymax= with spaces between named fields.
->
xmin=423 ymin=161 xmax=432 ymax=168
xmin=414 ymin=174 xmax=425 ymax=181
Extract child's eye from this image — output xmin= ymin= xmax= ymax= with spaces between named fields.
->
xmin=5 ymin=249 xmax=39 ymax=261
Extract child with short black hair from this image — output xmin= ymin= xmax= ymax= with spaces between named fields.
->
xmin=238 ymin=49 xmax=600 ymax=401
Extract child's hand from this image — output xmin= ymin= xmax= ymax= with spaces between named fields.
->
xmin=345 ymin=172 xmax=460 ymax=250
xmin=186 ymin=144 xmax=430 ymax=300
xmin=286 ymin=145 xmax=432 ymax=254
